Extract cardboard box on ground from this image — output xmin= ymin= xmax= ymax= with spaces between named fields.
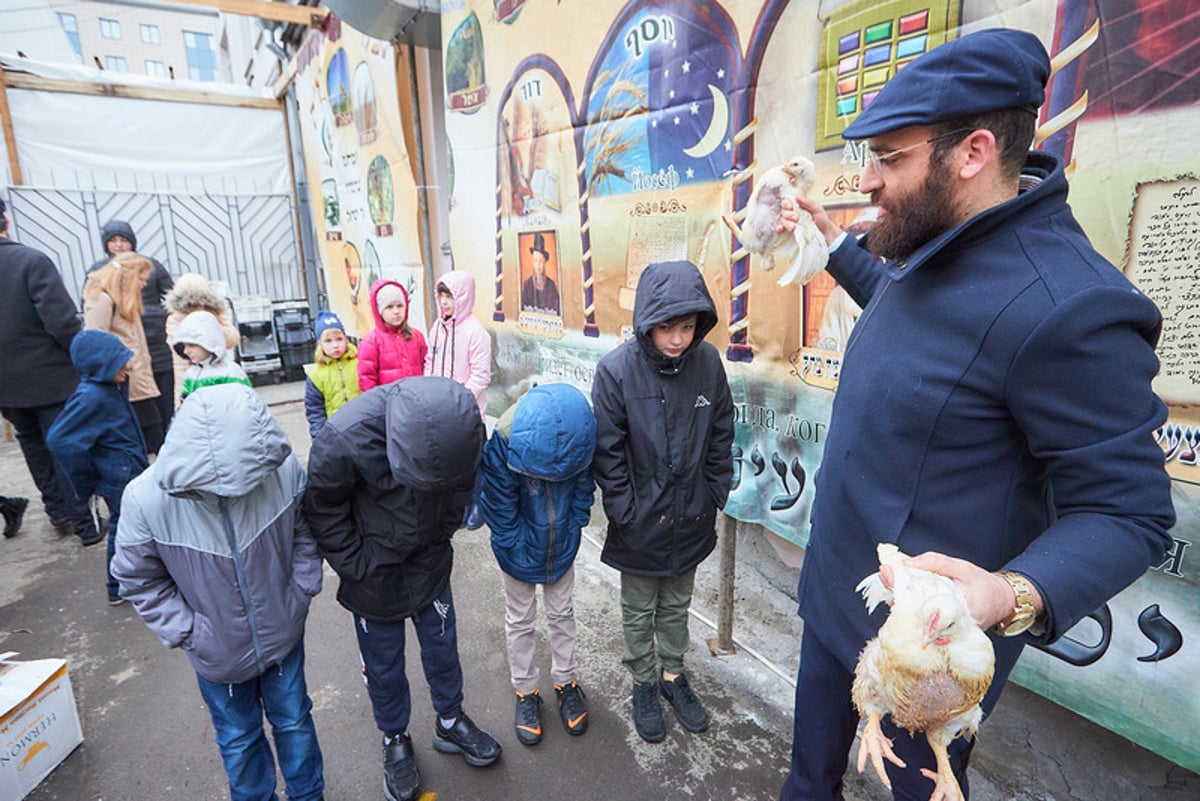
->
xmin=0 ymin=653 xmax=83 ymax=801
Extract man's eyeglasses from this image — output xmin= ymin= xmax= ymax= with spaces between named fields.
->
xmin=863 ymin=127 xmax=975 ymax=172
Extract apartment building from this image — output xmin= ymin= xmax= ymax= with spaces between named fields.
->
xmin=46 ymin=0 xmax=220 ymax=81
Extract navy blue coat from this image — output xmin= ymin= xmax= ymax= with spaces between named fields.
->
xmin=796 ymin=152 xmax=1176 ymax=691
xmin=46 ymin=330 xmax=148 ymax=500
xmin=592 ymin=260 xmax=735 ymax=577
xmin=481 ymin=383 xmax=596 ymax=585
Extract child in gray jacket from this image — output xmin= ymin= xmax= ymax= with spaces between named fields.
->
xmin=112 ymin=383 xmax=325 ymax=801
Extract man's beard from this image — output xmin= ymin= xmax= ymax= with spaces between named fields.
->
xmin=864 ymin=158 xmax=961 ymax=260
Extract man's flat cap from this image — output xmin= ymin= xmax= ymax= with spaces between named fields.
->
xmin=842 ymin=28 xmax=1050 ymax=140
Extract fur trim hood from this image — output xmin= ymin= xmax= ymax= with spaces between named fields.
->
xmin=164 ymin=273 xmax=227 ymax=316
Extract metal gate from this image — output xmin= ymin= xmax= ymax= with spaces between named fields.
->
xmin=5 ymin=187 xmax=306 ymax=305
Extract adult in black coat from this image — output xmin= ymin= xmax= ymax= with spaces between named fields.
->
xmin=90 ymin=220 xmax=175 ymax=428
xmin=303 ymin=376 xmax=501 ymax=799
xmin=0 ymin=199 xmax=98 ymax=544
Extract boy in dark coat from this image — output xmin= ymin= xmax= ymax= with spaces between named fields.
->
xmin=591 ymin=260 xmax=735 ymax=743
xmin=46 ymin=330 xmax=149 ymax=603
xmin=303 ymin=376 xmax=501 ymax=801
xmin=479 ymin=382 xmax=596 ymax=746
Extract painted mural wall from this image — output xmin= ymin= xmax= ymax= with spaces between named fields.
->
xmin=324 ymin=0 xmax=1193 ymax=772
xmin=294 ymin=17 xmax=428 ymax=338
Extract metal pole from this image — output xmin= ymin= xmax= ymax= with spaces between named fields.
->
xmin=707 ymin=512 xmax=738 ymax=656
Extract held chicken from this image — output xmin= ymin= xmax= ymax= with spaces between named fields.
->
xmin=722 ymin=155 xmax=828 ymax=286
xmin=852 ymin=544 xmax=995 ymax=801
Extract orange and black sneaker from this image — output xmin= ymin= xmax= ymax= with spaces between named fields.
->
xmin=514 ymin=690 xmax=543 ymax=746
xmin=555 ymin=680 xmax=588 ymax=736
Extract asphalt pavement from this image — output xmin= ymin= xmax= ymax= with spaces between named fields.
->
xmin=1 ymin=383 xmax=1196 ymax=801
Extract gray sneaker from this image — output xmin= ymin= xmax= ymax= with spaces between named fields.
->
xmin=659 ymin=673 xmax=709 ymax=733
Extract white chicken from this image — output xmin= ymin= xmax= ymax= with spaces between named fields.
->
xmin=722 ymin=155 xmax=828 ymax=286
xmin=852 ymin=544 xmax=995 ymax=801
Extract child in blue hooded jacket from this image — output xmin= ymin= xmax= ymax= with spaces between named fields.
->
xmin=47 ymin=329 xmax=149 ymax=604
xmin=479 ymin=383 xmax=596 ymax=746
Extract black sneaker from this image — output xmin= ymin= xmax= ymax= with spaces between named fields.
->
xmin=382 ymin=733 xmax=420 ymax=801
xmin=555 ymin=680 xmax=588 ymax=736
xmin=659 ymin=673 xmax=709 ymax=733
xmin=1 ymin=496 xmax=28 ymax=539
xmin=77 ymin=523 xmax=104 ymax=547
xmin=513 ymin=690 xmax=543 ymax=746
xmin=433 ymin=712 xmax=502 ymax=766
xmin=631 ymin=681 xmax=665 ymax=743
xmin=50 ymin=518 xmax=75 ymax=538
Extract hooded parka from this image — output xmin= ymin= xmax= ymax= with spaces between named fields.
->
xmin=357 ymin=279 xmax=428 ymax=391
xmin=480 ymin=383 xmax=596 ymax=585
xmin=163 ymin=274 xmax=240 ymax=409
xmin=591 ymin=260 xmax=735 ymax=577
xmin=46 ymin=330 xmax=148 ymax=500
xmin=425 ymin=271 xmax=491 ymax=419
xmin=173 ymin=310 xmax=250 ymax=399
xmin=303 ymin=376 xmax=485 ymax=622
xmin=111 ymin=384 xmax=322 ymax=685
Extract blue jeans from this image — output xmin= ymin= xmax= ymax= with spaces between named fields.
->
xmin=195 ymin=640 xmax=324 ymax=801
xmin=103 ymin=490 xmax=122 ymax=600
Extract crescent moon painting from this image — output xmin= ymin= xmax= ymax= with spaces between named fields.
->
xmin=683 ymin=84 xmax=729 ymax=158
xmin=583 ymin=8 xmax=738 ymax=194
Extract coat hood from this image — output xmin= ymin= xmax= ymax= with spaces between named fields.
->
xmin=506 ymin=383 xmax=596 ymax=481
xmin=436 ymin=271 xmax=477 ymax=324
xmin=173 ymin=310 xmax=230 ymax=364
xmin=368 ymin=279 xmax=410 ymax=331
xmin=385 ymin=376 xmax=484 ymax=491
xmin=100 ymin=219 xmax=137 ymax=252
xmin=632 ymin=260 xmax=718 ymax=370
xmin=164 ymin=273 xmax=226 ymax=316
xmin=70 ymin=329 xmax=133 ymax=383
xmin=156 ymin=383 xmax=290 ymax=497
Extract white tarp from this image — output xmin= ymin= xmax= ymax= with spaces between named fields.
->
xmin=1 ymin=54 xmax=288 ymax=194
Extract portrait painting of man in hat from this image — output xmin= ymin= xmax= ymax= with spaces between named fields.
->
xmin=520 ymin=231 xmax=561 ymax=314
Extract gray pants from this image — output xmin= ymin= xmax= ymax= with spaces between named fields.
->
xmin=504 ymin=565 xmax=579 ymax=693
xmin=619 ymin=569 xmax=696 ymax=684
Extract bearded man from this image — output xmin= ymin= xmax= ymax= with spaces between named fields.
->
xmin=778 ymin=28 xmax=1174 ymax=800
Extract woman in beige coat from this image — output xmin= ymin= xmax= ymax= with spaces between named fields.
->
xmin=163 ymin=273 xmax=240 ymax=409
xmin=83 ymin=252 xmax=163 ymax=453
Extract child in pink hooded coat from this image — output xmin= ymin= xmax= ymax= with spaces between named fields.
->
xmin=424 ymin=271 xmax=491 ymax=420
xmin=359 ymin=280 xmax=428 ymax=391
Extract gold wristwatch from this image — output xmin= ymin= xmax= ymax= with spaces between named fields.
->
xmin=993 ymin=571 xmax=1038 ymax=637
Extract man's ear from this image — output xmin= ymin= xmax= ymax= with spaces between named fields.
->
xmin=958 ymin=129 xmax=997 ymax=180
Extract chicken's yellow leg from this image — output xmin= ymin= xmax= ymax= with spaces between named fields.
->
xmin=856 ymin=713 xmax=906 ymax=790
xmin=920 ymin=736 xmax=966 ymax=801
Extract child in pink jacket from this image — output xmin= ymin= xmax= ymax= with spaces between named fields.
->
xmin=359 ymin=280 xmax=428 ymax=391
xmin=425 ymin=271 xmax=491 ymax=420
xmin=426 ymin=271 xmax=493 ymax=529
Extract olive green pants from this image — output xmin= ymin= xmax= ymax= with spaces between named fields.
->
xmin=619 ymin=569 xmax=696 ymax=684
